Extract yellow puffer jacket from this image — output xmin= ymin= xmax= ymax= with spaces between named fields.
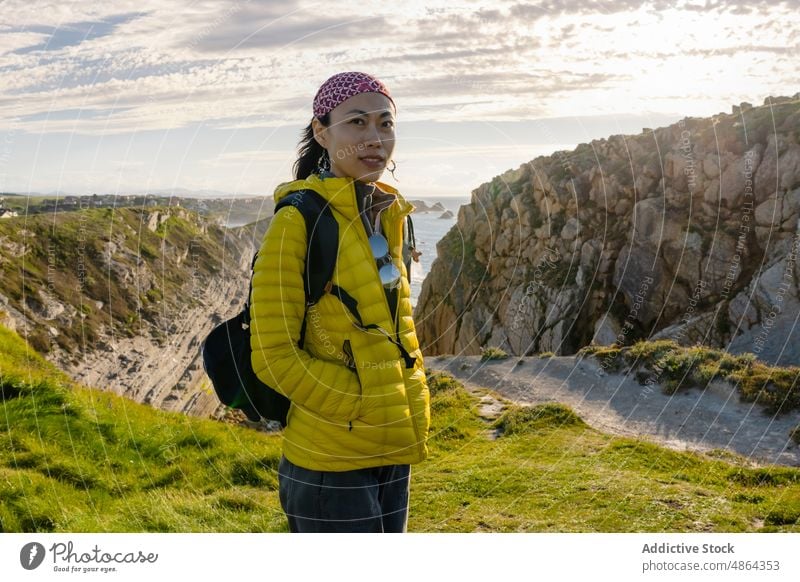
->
xmin=249 ymin=173 xmax=430 ymax=472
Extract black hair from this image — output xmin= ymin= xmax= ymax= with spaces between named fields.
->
xmin=293 ymin=113 xmax=331 ymax=180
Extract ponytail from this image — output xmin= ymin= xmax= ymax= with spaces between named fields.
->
xmin=293 ymin=113 xmax=331 ymax=180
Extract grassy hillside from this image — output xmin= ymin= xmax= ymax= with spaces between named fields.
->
xmin=0 ymin=323 xmax=285 ymax=532
xmin=0 ymin=206 xmax=266 ymax=358
xmin=1 ymin=323 xmax=799 ymax=532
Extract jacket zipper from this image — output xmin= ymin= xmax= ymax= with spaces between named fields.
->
xmin=355 ymin=195 xmax=403 ymax=334
xmin=384 ymin=212 xmax=403 ymax=333
xmin=353 ymin=184 xmax=423 ymax=457
xmin=381 ymin=203 xmax=425 ymax=459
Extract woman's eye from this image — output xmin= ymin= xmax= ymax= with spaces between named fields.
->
xmin=348 ymin=118 xmax=393 ymax=127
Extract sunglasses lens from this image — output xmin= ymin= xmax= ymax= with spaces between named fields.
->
xmin=379 ymin=263 xmax=401 ymax=288
xmin=368 ymin=233 xmax=399 ymax=287
xmin=368 ymin=233 xmax=389 ymax=259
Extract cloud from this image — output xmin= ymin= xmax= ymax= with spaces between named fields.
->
xmin=9 ymin=12 xmax=145 ymax=54
xmin=0 ymin=0 xmax=796 ymax=141
xmin=0 ymin=30 xmax=46 ymax=56
xmin=399 ymin=71 xmax=624 ymax=100
xmin=5 ymin=55 xmax=222 ymax=95
xmin=604 ymin=44 xmax=799 ymax=60
xmin=186 ymin=3 xmax=390 ymax=52
xmin=367 ymin=40 xmax=540 ymax=64
xmin=505 ymin=0 xmax=800 ymax=18
xmin=19 ymin=107 xmax=135 ymax=122
xmin=507 ymin=0 xmax=668 ymax=19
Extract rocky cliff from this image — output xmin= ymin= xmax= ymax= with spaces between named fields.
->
xmin=0 ymin=205 xmax=268 ymax=420
xmin=415 ymin=95 xmax=800 ymax=366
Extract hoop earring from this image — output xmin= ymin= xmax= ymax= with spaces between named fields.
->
xmin=387 ymin=159 xmax=398 ymax=181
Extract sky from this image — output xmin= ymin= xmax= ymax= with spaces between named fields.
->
xmin=0 ymin=0 xmax=797 ymax=200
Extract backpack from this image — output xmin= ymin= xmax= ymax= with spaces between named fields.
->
xmin=201 ymin=189 xmax=417 ymax=426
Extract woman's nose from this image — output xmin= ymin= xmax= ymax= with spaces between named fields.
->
xmin=364 ymin=124 xmax=382 ymax=146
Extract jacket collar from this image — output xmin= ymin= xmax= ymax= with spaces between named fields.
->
xmin=274 ymin=171 xmax=415 ymax=222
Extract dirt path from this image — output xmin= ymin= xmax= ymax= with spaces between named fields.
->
xmin=427 ymin=354 xmax=800 ymax=467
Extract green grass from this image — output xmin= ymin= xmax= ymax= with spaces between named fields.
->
xmin=414 ymin=374 xmax=800 ymax=532
xmin=0 ymin=323 xmax=284 ymax=532
xmin=480 ymin=346 xmax=509 ymax=361
xmin=2 ymin=326 xmax=799 ymax=532
xmin=579 ymin=340 xmax=800 ymax=414
xmin=493 ymin=403 xmax=586 ymax=436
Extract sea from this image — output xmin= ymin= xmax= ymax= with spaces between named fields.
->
xmin=407 ymin=197 xmax=470 ymax=307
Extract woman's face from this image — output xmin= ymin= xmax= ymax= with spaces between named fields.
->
xmin=312 ymin=91 xmax=396 ymax=183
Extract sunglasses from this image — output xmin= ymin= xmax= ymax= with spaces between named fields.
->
xmin=368 ymin=233 xmax=402 ymax=289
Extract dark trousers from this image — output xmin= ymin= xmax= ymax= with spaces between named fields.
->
xmin=278 ymin=454 xmax=411 ymax=532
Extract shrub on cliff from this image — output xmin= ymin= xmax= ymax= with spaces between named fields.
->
xmin=480 ymin=345 xmax=509 ymax=361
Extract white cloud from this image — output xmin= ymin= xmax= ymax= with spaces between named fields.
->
xmin=0 ymin=0 xmax=797 ymax=193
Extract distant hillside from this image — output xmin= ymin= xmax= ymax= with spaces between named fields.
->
xmin=0 ymin=193 xmax=274 ymax=227
xmin=2 ymin=322 xmax=799 ymax=532
xmin=415 ymin=94 xmax=800 ymax=368
xmin=0 ymin=206 xmax=268 ymax=418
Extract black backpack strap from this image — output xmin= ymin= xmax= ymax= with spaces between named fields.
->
xmin=403 ymin=214 xmax=417 ymax=283
xmin=274 ymin=189 xmax=339 ymax=348
xmin=406 ymin=214 xmax=416 ymax=249
xmin=274 ymin=189 xmax=338 ymax=303
xmin=242 ymin=251 xmax=259 ymax=326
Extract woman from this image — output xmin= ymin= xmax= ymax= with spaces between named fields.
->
xmin=249 ymin=72 xmax=431 ymax=533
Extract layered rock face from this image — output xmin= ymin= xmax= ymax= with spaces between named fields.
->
xmin=415 ymin=95 xmax=800 ymax=366
xmin=0 ymin=207 xmax=268 ymax=420
xmin=62 ymin=267 xmax=250 ymax=419
xmin=60 ymin=221 xmax=264 ymax=419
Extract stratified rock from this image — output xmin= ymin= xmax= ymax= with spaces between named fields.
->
xmin=415 ymin=94 xmax=800 ymax=366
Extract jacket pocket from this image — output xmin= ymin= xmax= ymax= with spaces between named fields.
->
xmin=342 ymin=339 xmax=357 ymax=372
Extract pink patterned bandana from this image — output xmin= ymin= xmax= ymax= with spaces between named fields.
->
xmin=312 ymin=71 xmax=395 ymax=119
